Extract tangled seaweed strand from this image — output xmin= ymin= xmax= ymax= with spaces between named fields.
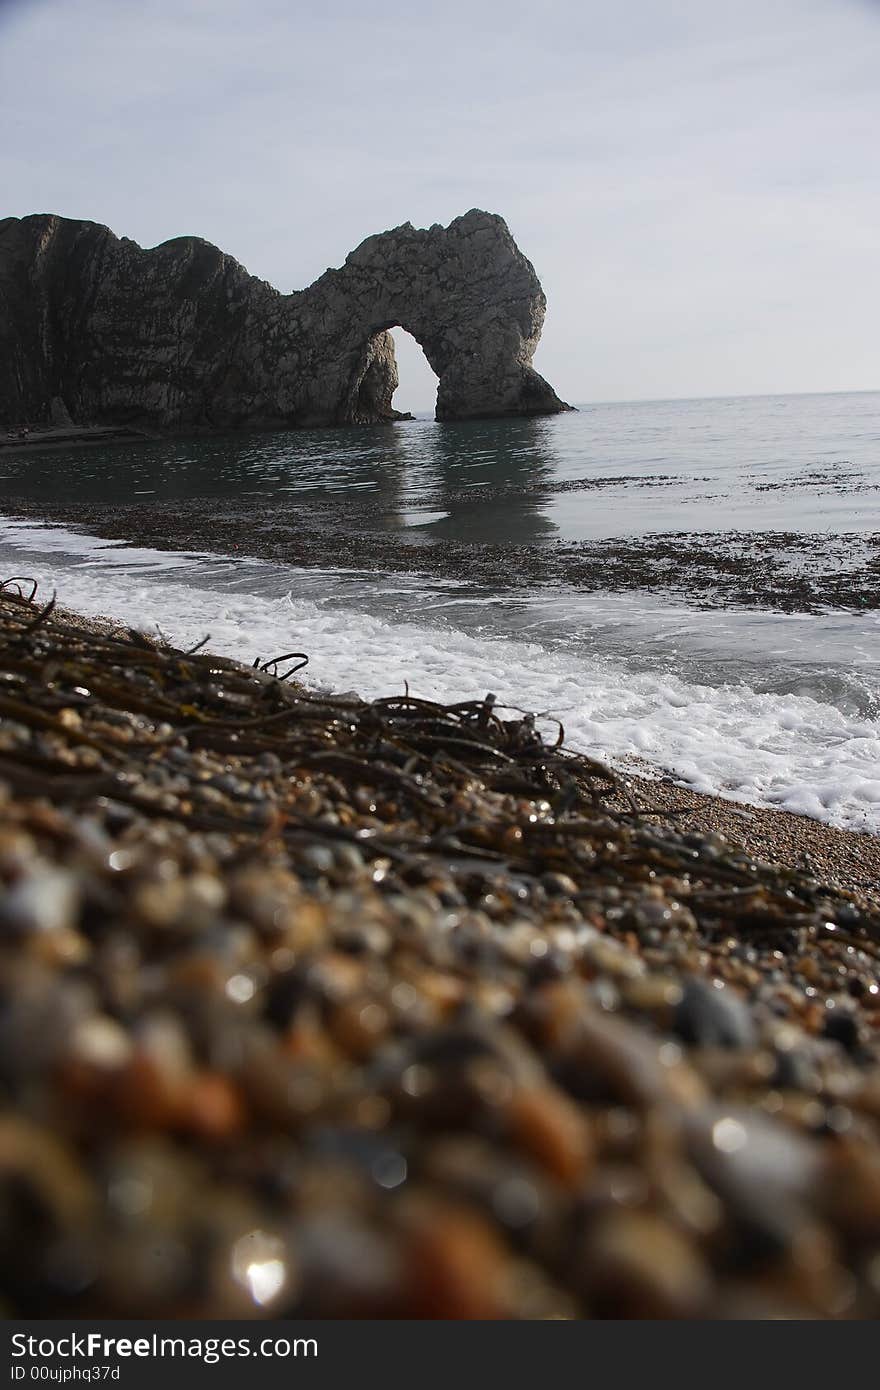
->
xmin=1 ymin=579 xmax=880 ymax=1320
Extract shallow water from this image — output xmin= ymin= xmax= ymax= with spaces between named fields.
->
xmin=0 ymin=513 xmax=878 ymax=832
xmin=2 ymin=390 xmax=879 ymax=542
xmin=1 ymin=389 xmax=878 ymax=829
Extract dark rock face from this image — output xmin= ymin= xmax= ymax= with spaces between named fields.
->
xmin=0 ymin=210 xmax=569 ymax=432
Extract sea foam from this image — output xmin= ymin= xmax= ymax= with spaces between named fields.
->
xmin=0 ymin=518 xmax=877 ymax=834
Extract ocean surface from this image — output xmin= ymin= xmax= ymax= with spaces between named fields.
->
xmin=1 ymin=390 xmax=878 ymax=831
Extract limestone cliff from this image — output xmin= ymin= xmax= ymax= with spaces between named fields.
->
xmin=0 ymin=209 xmax=569 ymax=432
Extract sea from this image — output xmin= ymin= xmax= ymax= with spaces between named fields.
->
xmin=1 ymin=390 xmax=878 ymax=832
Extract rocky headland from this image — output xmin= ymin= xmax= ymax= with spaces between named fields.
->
xmin=0 ymin=210 xmax=569 ymax=434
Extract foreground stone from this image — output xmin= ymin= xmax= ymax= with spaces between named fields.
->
xmin=0 ymin=210 xmax=569 ymax=432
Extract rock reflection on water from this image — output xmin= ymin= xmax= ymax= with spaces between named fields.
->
xmin=398 ymin=416 xmax=560 ymax=546
xmin=3 ymin=390 xmax=878 ymax=544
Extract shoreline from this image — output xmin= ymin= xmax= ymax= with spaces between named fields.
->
xmin=1 ymin=583 xmax=880 ymax=1318
xmin=16 ymin=588 xmax=880 ymax=922
xmin=0 ymin=424 xmax=152 ymax=454
xmin=0 ymin=506 xmax=876 ymax=857
xmin=39 ymin=603 xmax=879 ymax=908
xmin=43 ymin=604 xmax=880 ymax=905
xmin=1 ymin=492 xmax=878 ymax=613
xmin=607 ymin=769 xmax=880 ymax=909
xmin=1 ymin=583 xmax=880 ymax=1317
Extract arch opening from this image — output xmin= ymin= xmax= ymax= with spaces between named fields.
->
xmin=389 ymin=327 xmax=439 ymax=418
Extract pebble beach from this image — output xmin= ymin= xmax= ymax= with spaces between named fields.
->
xmin=2 ymin=581 xmax=880 ymax=1319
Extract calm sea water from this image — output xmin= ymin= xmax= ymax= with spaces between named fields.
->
xmin=2 ymin=389 xmax=879 ymax=539
xmin=1 ymin=391 xmax=878 ymax=829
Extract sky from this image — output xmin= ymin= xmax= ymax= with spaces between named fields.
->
xmin=1 ymin=0 xmax=878 ymax=411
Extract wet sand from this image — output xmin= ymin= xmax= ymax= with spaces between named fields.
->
xmin=610 ymin=770 xmax=880 ymax=909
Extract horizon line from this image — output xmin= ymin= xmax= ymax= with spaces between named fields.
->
xmin=397 ymin=385 xmax=880 ymax=414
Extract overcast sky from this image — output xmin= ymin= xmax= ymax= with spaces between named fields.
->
xmin=1 ymin=0 xmax=878 ymax=410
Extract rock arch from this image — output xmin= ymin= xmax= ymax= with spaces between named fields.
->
xmin=299 ymin=209 xmax=568 ymax=424
xmin=0 ymin=209 xmax=570 ymax=432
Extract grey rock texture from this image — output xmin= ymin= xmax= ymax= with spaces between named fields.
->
xmin=0 ymin=209 xmax=569 ymax=432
